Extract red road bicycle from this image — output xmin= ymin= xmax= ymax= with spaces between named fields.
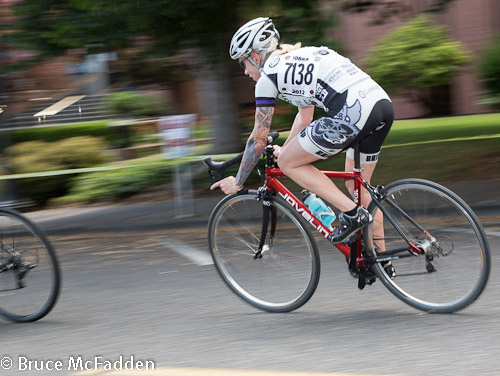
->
xmin=204 ymin=131 xmax=490 ymax=313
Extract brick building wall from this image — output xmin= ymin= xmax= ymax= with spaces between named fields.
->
xmin=333 ymin=0 xmax=499 ymax=119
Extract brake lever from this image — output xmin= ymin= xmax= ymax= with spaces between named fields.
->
xmin=203 ymin=159 xmax=216 ymax=185
xmin=204 ymin=158 xmax=227 ymax=185
xmin=207 ymin=168 xmax=216 ymax=185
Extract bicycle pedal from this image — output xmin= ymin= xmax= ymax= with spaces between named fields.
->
xmin=382 ymin=261 xmax=396 ymax=279
xmin=358 ymin=278 xmax=366 ymax=290
xmin=358 ymin=275 xmax=376 ymax=289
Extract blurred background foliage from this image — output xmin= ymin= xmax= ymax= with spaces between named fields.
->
xmin=1 ymin=0 xmax=500 ymax=208
xmin=55 ymin=158 xmax=173 ymax=204
xmin=364 ymin=15 xmax=469 ymax=115
xmin=103 ymin=91 xmax=170 ymax=117
xmin=4 ymin=136 xmax=107 ymax=205
xmin=9 ymin=0 xmax=338 ymax=78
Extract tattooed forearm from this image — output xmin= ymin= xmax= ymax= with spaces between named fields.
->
xmin=235 ymin=106 xmax=274 ymax=187
xmin=255 ymin=105 xmax=274 ymax=133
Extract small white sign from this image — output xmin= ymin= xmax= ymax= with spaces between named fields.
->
xmin=158 ymin=114 xmax=197 ymax=159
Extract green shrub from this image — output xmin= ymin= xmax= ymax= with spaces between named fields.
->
xmin=7 ymin=121 xmax=112 ymax=144
xmin=5 ymin=136 xmax=107 ymax=206
xmin=1 ymin=120 xmax=147 ymax=152
xmin=103 ymin=91 xmax=169 ymax=117
xmin=59 ymin=161 xmax=173 ymax=202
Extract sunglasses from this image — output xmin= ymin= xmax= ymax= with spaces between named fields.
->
xmin=238 ymin=57 xmax=248 ymax=70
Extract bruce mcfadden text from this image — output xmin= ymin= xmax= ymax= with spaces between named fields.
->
xmin=13 ymin=355 xmax=155 ymax=371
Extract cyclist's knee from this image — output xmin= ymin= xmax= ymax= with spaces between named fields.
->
xmin=278 ymin=141 xmax=319 ymax=175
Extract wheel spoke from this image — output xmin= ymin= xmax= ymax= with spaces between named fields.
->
xmin=365 ymin=180 xmax=490 ymax=313
xmin=208 ymin=193 xmax=320 ymax=312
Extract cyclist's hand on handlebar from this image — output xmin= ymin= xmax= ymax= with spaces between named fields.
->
xmin=210 ymin=176 xmax=242 ymax=195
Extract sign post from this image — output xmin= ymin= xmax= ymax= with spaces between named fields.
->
xmin=158 ymin=114 xmax=197 ymax=219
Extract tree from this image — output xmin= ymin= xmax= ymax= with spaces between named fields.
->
xmin=8 ymin=0 xmax=338 ymax=152
xmin=479 ymin=35 xmax=500 ymax=109
xmin=364 ymin=15 xmax=469 ymax=115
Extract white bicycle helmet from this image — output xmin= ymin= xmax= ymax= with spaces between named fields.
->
xmin=229 ymin=17 xmax=280 ymax=61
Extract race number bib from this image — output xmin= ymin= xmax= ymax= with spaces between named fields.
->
xmin=277 ymin=55 xmax=319 ymax=98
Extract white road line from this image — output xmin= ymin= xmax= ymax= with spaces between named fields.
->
xmin=154 ymin=237 xmax=213 ymax=266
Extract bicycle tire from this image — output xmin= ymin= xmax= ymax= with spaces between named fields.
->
xmin=208 ymin=191 xmax=320 ymax=312
xmin=0 ymin=208 xmax=61 ymax=322
xmin=363 ymin=179 xmax=490 ymax=313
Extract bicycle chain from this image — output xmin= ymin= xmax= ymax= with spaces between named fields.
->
xmin=373 ymin=236 xmax=411 ymax=241
xmin=395 ymin=271 xmax=433 ymax=277
xmin=373 ymin=237 xmax=435 ymax=278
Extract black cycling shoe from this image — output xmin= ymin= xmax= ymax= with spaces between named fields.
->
xmin=329 ymin=207 xmax=373 ymax=244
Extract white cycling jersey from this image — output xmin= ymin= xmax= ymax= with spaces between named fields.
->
xmin=255 ymin=46 xmax=371 ymax=112
xmin=254 ymin=46 xmax=393 ymax=162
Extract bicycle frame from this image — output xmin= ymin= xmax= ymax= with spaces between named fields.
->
xmin=265 ymin=168 xmax=356 ymax=258
xmin=204 ymin=138 xmax=423 ymax=271
xmin=260 ymin=144 xmax=367 ymax=264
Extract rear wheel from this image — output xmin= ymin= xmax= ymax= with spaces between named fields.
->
xmin=363 ymin=179 xmax=490 ymax=313
xmin=208 ymin=192 xmax=320 ymax=312
xmin=0 ymin=208 xmax=61 ymax=322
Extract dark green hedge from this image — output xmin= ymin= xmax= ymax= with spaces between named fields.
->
xmin=5 ymin=136 xmax=107 ymax=206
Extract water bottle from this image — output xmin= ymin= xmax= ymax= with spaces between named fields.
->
xmin=302 ymin=190 xmax=336 ymax=230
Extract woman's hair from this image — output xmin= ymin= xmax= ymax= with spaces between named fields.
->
xmin=263 ymin=39 xmax=302 ymax=56
xmin=276 ymin=42 xmax=302 ymax=55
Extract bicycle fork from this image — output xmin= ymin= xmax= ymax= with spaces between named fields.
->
xmin=254 ymin=193 xmax=277 ymax=260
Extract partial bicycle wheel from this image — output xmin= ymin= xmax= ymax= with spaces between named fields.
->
xmin=208 ymin=191 xmax=320 ymax=312
xmin=0 ymin=208 xmax=61 ymax=322
xmin=364 ymin=179 xmax=490 ymax=313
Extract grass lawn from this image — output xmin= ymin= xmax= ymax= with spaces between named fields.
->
xmin=124 ymin=113 xmax=500 ymax=194
xmin=385 ymin=113 xmax=500 ymax=145
xmin=254 ymin=113 xmax=500 ymax=193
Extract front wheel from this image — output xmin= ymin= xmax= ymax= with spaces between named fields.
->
xmin=363 ymin=179 xmax=490 ymax=313
xmin=208 ymin=192 xmax=320 ymax=312
xmin=0 ymin=208 xmax=61 ymax=322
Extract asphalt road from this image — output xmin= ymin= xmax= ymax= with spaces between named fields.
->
xmin=1 ymin=186 xmax=500 ymax=376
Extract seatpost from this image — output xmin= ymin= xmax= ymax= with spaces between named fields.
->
xmin=352 ymin=144 xmax=365 ymax=273
xmin=353 ymin=143 xmax=363 ymax=173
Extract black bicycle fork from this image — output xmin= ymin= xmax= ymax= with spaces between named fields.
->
xmin=253 ymin=192 xmax=277 ymax=260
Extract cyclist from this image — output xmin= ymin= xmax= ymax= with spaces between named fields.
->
xmin=210 ymin=17 xmax=394 ymax=244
